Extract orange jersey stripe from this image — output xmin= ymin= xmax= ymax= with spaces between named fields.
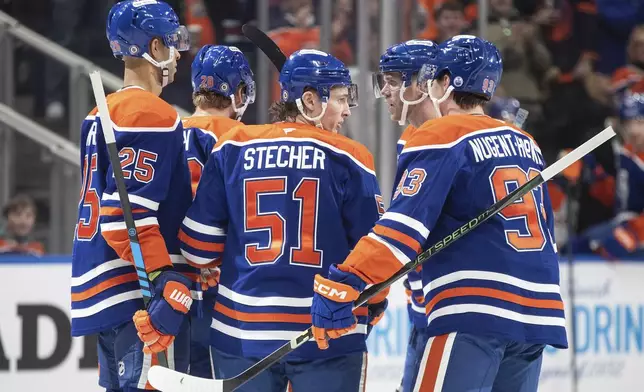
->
xmin=215 ymin=303 xmax=369 ymax=323
xmin=418 ymin=334 xmax=449 ymax=391
xmin=178 ymin=229 xmax=224 ymax=252
xmin=342 ymin=236 xmax=405 ymax=285
xmin=100 ymin=207 xmax=148 ymax=216
xmin=424 ymin=287 xmax=565 ymax=315
xmin=102 ymin=225 xmax=172 ymax=273
xmin=373 ymin=224 xmax=422 ymax=254
xmin=182 ymin=115 xmax=241 ymax=138
xmin=71 ymin=273 xmax=139 ymax=302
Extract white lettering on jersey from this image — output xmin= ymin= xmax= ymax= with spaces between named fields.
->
xmin=243 ymin=145 xmax=326 ymax=171
xmin=86 ymin=122 xmax=98 ymax=147
xmin=469 ymin=133 xmax=542 ymax=166
xmin=183 ymin=129 xmax=191 ymax=151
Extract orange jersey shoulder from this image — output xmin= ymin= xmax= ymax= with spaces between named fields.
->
xmin=406 ymin=114 xmax=534 ymax=150
xmin=216 ymin=122 xmax=375 ymax=172
xmin=182 ymin=115 xmax=242 ymax=139
xmin=89 ymin=87 xmax=179 ymax=129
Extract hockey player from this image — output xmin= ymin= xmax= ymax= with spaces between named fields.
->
xmin=567 ymin=92 xmax=644 ymax=259
xmin=181 ymin=44 xmax=255 ymax=378
xmin=183 ymin=44 xmax=256 ymax=196
xmin=372 ymin=39 xmax=441 ymax=392
xmin=71 ymin=1 xmax=195 ymax=390
xmin=178 ymin=49 xmax=385 ymax=391
xmin=311 ymin=35 xmax=567 ymax=392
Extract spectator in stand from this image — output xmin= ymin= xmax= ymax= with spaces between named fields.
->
xmin=596 ymin=0 xmax=644 ymax=77
xmin=0 ymin=194 xmax=44 ymax=256
xmin=416 ymin=0 xmax=477 ymax=41
xmin=612 ymin=25 xmax=644 ymax=96
xmin=433 ymin=2 xmax=468 ymax=43
xmin=470 ymin=0 xmax=554 ymax=135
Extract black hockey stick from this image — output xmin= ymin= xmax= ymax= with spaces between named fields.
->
xmin=147 ymin=126 xmax=616 ymax=392
xmin=241 ymin=24 xmax=287 ymax=71
xmin=89 ymin=71 xmax=169 ymax=368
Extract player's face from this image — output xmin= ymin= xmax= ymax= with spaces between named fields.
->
xmin=322 ymin=87 xmax=352 ymax=133
xmin=7 ymin=207 xmax=36 ymax=237
xmin=625 ymin=119 xmax=644 ymax=152
xmin=152 ymin=38 xmax=180 ymax=84
xmin=380 ymin=73 xmax=404 ymax=120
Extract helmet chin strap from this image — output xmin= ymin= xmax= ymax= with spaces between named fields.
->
xmin=230 ymin=94 xmax=250 ymax=121
xmin=427 ymin=82 xmax=454 ymax=118
xmin=296 ymin=99 xmax=327 ymax=129
xmin=143 ymin=47 xmax=176 ymax=88
xmin=398 ymin=84 xmax=428 ymax=126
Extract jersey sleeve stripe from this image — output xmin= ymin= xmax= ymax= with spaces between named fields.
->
xmin=180 ymin=249 xmax=220 ymax=267
xmin=214 ymin=302 xmax=368 ymax=324
xmin=111 ymin=115 xmax=181 ymax=133
xmin=71 ymin=259 xmax=132 ymax=287
xmin=100 ymin=207 xmax=148 ymax=216
xmin=424 ymin=287 xmax=565 ymax=317
xmin=218 ymin=284 xmax=312 ymax=307
xmin=182 ymin=216 xmax=227 ymax=236
xmin=70 ymin=290 xmax=143 ymax=319
xmin=427 ymin=304 xmax=566 ymax=327
xmin=367 ymin=233 xmax=410 ymax=265
xmin=178 ymin=230 xmax=225 ymax=252
xmin=100 ymin=217 xmax=159 ymax=232
xmin=422 ymin=270 xmax=562 ymax=296
xmin=198 ymin=128 xmax=218 ymax=142
xmin=373 ymin=224 xmax=422 ymax=253
xmin=213 ymin=137 xmax=376 ymax=176
xmin=381 ymin=212 xmax=430 ymax=239
xmin=101 ymin=193 xmax=160 ymax=211
xmin=402 ymin=126 xmax=541 ymax=154
xmin=71 ymin=273 xmax=139 ymax=302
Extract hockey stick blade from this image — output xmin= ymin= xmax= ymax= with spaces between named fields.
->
xmin=241 ymin=24 xmax=286 ymax=71
xmin=148 ymin=126 xmax=616 ymax=392
xmin=148 ymin=366 xmax=223 ymax=392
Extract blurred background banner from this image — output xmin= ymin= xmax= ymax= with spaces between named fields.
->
xmin=1 ymin=0 xmax=644 ymax=391
xmin=1 ymin=256 xmax=643 ymax=392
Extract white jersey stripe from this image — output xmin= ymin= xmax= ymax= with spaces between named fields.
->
xmin=71 ymin=258 xmax=131 ymax=287
xmin=423 ymin=270 xmax=562 ymax=296
xmin=211 ymin=318 xmax=367 ymax=341
xmin=381 ymin=212 xmax=430 ymax=239
xmin=180 ymin=249 xmax=216 ymax=266
xmin=100 ymin=217 xmax=159 ymax=232
xmin=218 ymin=284 xmax=313 ymax=308
xmin=413 ymin=336 xmax=435 ymax=392
xmin=368 ymin=233 xmax=410 ymax=265
xmin=182 ymin=216 xmax=227 ymax=236
xmin=71 ymin=290 xmax=142 ymax=318
xmin=112 ymin=114 xmax=181 ymax=133
xmin=101 ymin=192 xmax=160 ymax=211
xmin=433 ymin=333 xmax=456 ymax=392
xmin=428 ymin=304 xmax=566 ymax=327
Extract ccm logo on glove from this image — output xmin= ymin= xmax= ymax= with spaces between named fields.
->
xmin=313 ymin=279 xmax=359 ymax=302
xmin=163 ymin=282 xmax=192 ymax=313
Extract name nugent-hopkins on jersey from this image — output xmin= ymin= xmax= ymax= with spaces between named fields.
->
xmin=468 ymin=130 xmax=543 ymax=166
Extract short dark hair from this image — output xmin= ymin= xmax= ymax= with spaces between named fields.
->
xmin=435 ymin=1 xmax=465 ymax=19
xmin=2 ymin=194 xmax=36 ymax=218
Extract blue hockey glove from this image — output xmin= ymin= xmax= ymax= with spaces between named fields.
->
xmin=311 ymin=264 xmax=366 ymax=350
xmin=133 ymin=270 xmax=193 ymax=354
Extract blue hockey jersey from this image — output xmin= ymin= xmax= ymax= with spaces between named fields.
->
xmin=71 ymin=86 xmax=194 ymax=336
xmin=182 ymin=115 xmax=242 ymax=196
xmin=342 ymin=114 xmax=568 ymax=349
xmin=398 ymin=125 xmax=427 ymax=329
xmin=615 ymin=142 xmax=644 ymax=215
xmin=179 ymin=122 xmax=384 ymax=359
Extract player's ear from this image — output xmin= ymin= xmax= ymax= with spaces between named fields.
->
xmin=149 ymin=37 xmax=164 ymax=61
xmin=301 ymin=90 xmax=317 ymax=113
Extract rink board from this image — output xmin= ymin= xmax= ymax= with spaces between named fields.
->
xmin=0 ymin=255 xmax=642 ymax=391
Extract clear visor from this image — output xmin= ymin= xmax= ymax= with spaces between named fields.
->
xmin=346 ymin=83 xmax=359 ymax=108
xmin=416 ymin=64 xmax=439 ymax=95
xmin=164 ymin=25 xmax=191 ymax=52
xmin=372 ymin=72 xmax=403 ymax=99
xmin=242 ymin=80 xmax=257 ymax=104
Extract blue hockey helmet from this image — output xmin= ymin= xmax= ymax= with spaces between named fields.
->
xmin=191 ymin=45 xmax=256 ymax=120
xmin=106 ymin=0 xmax=189 ymax=87
xmin=373 ymin=40 xmax=438 ymax=97
xmin=619 ymin=92 xmax=644 ymax=121
xmin=279 ymin=49 xmax=357 ymax=127
xmin=417 ymin=35 xmax=503 ymax=114
xmin=373 ymin=40 xmax=438 ymax=125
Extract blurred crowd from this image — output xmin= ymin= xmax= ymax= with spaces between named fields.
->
xmin=2 ymin=0 xmax=644 ymax=256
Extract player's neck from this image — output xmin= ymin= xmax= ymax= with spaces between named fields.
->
xmin=408 ymin=102 xmax=434 ymax=128
xmin=123 ymin=66 xmax=162 ymax=96
xmin=443 ymin=102 xmax=485 ymax=117
xmin=193 ymin=107 xmax=234 ymax=119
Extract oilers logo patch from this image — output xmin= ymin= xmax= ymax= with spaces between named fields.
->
xmin=129 ymin=45 xmax=140 ymax=55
